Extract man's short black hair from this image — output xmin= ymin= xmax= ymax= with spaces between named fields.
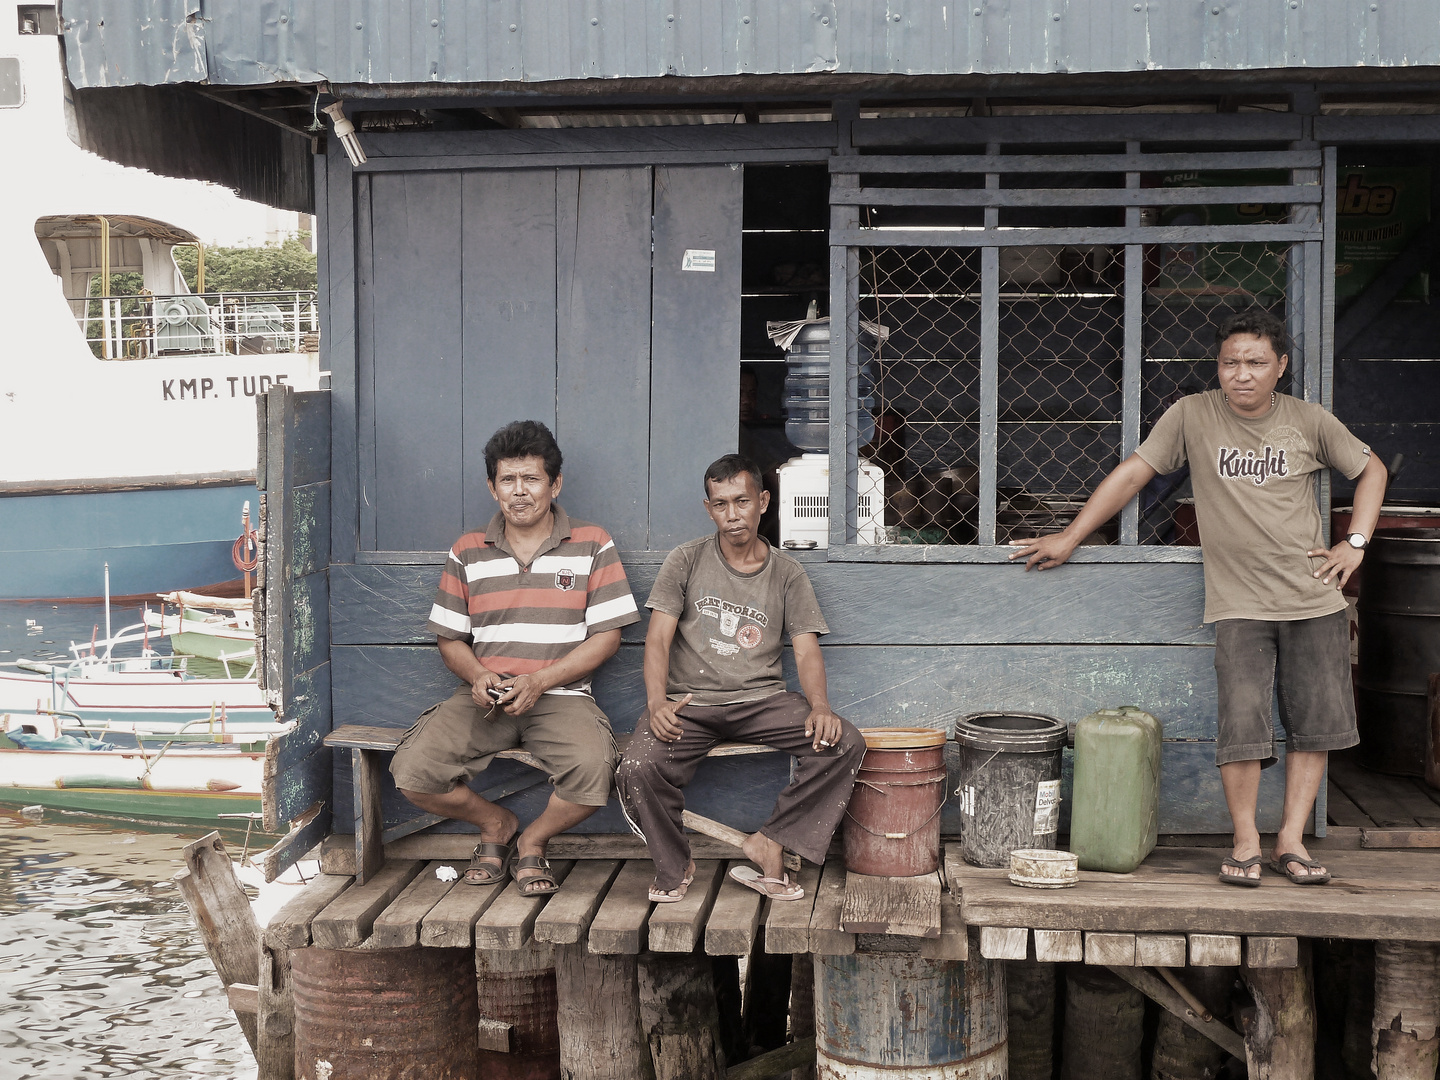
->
xmin=484 ymin=420 xmax=563 ymax=483
xmin=1216 ymin=308 xmax=1290 ymax=360
xmin=703 ymin=454 xmax=764 ymax=497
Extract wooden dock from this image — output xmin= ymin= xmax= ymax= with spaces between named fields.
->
xmin=1326 ymin=748 xmax=1440 ymax=831
xmin=294 ymin=837 xmax=1440 ymax=964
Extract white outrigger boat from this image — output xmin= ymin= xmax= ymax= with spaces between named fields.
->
xmin=0 ymin=615 xmax=276 ymax=734
xmin=0 ymin=710 xmax=272 ymax=825
xmin=143 ymin=591 xmax=257 ymax=662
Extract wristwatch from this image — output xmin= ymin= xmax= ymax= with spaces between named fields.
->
xmin=1345 ymin=532 xmax=1369 ymax=550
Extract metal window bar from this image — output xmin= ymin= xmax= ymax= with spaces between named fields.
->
xmin=831 ymin=146 xmax=1326 ymax=549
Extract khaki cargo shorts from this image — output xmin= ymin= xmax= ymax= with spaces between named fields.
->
xmin=390 ymin=685 xmax=619 ymax=807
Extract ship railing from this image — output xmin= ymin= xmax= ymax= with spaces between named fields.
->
xmin=76 ymin=289 xmax=319 ymax=360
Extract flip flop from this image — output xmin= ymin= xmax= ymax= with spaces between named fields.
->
xmin=649 ymin=863 xmax=697 ymax=904
xmin=1269 ymin=852 xmax=1331 ymax=885
xmin=512 ymin=854 xmax=561 ymax=896
xmin=464 ymin=839 xmax=515 ymax=886
xmin=729 ymin=864 xmax=805 ymax=902
xmin=1218 ymin=854 xmax=1263 ymax=887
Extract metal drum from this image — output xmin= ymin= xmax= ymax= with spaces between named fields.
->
xmin=1357 ymin=528 xmax=1440 ymax=777
xmin=475 ymin=943 xmax=562 ymax=1080
xmin=293 ymin=946 xmax=478 ymax=1080
xmin=815 ymin=947 xmax=1008 ymax=1078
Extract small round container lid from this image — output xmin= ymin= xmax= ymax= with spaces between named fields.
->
xmin=858 ymin=726 xmax=948 ymax=750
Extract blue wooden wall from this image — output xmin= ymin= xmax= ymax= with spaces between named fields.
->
xmin=300 ymin=123 xmax=1307 ymax=844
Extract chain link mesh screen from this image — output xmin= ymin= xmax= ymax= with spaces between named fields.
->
xmin=856 ymin=240 xmax=1292 ymax=545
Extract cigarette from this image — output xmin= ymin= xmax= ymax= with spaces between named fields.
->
xmin=819 ymin=740 xmax=832 ymax=747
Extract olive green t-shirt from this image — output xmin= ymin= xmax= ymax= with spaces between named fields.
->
xmin=1136 ymin=389 xmax=1371 ymax=623
xmin=646 ymin=535 xmax=830 ymax=706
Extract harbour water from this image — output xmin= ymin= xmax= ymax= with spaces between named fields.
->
xmin=1 ymin=599 xmax=274 ymax=1079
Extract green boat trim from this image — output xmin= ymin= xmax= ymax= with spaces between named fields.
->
xmin=0 ymin=785 xmax=263 ymax=825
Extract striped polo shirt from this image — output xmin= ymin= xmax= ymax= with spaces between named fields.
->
xmin=428 ymin=504 xmax=639 ymax=695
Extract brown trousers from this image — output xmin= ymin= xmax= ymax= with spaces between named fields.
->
xmin=615 ymin=691 xmax=866 ymax=891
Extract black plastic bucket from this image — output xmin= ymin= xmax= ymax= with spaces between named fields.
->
xmin=955 ymin=712 xmax=1069 ymax=868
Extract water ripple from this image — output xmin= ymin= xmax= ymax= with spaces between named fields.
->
xmin=0 ymin=814 xmax=257 ymax=1079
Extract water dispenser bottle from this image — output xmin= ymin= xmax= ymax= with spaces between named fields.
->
xmin=782 ymin=320 xmax=877 ymax=452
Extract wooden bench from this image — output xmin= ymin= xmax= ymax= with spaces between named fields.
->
xmin=323 ymin=723 xmax=787 ymax=884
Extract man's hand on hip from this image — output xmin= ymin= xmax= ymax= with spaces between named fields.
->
xmin=805 ymin=705 xmax=843 ymax=752
xmin=1309 ymin=542 xmax=1364 ymax=589
xmin=648 ymin=694 xmax=692 ymax=743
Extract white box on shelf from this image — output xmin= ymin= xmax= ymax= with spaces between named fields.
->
xmin=778 ymin=454 xmax=885 ymax=549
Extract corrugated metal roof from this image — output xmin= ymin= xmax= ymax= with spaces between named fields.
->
xmin=62 ymin=0 xmax=1440 ymax=91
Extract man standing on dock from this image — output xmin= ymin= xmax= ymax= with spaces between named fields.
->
xmin=617 ymin=454 xmax=866 ymax=903
xmin=1010 ymin=309 xmax=1388 ymax=887
xmin=391 ymin=421 xmax=640 ymax=895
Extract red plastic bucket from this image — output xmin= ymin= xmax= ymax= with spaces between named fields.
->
xmin=843 ymin=728 xmax=948 ymax=877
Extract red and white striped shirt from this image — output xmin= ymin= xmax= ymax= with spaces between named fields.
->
xmin=428 ymin=505 xmax=639 ymax=695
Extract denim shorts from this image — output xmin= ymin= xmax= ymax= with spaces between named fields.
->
xmin=1213 ymin=609 xmax=1359 ymax=767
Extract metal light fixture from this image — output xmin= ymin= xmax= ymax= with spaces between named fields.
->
xmin=321 ymin=101 xmax=367 ymax=166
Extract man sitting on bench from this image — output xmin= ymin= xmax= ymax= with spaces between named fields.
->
xmin=617 ymin=454 xmax=865 ymax=903
xmin=391 ymin=420 xmax=640 ymax=895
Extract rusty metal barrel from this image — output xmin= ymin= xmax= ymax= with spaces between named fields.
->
xmin=814 ymin=945 xmax=1008 ymax=1078
xmin=475 ymin=942 xmax=562 ymax=1080
xmin=292 ymin=946 xmax=478 ymax=1080
xmin=844 ymin=728 xmax=949 ymax=877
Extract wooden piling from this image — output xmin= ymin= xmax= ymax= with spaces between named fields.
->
xmin=1060 ymin=964 xmax=1144 ymax=1080
xmin=637 ymin=952 xmax=726 ymax=1080
xmin=1007 ymin=959 xmax=1057 ymax=1080
xmin=1372 ymin=940 xmax=1440 ymax=1078
xmin=1239 ymin=939 xmax=1315 ymax=1079
xmin=1149 ymin=965 xmax=1236 ymax=1080
xmin=554 ymin=943 xmax=655 ymax=1080
xmin=257 ymin=943 xmax=295 ymax=1080
xmin=173 ymin=832 xmax=260 ymax=1054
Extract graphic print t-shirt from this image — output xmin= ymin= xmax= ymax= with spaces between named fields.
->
xmin=646 ymin=536 xmax=829 ymax=706
xmin=1135 ymin=389 xmax=1371 ymax=623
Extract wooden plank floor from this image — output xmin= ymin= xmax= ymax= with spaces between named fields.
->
xmin=276 ymin=854 xmax=969 ymax=959
xmin=1326 ymin=749 xmax=1440 ymax=830
xmin=952 ymin=842 xmax=1440 ymax=942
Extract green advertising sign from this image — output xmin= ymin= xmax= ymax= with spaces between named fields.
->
xmin=1150 ymin=167 xmax=1431 ymax=306
xmin=1335 ymin=166 xmax=1431 ymax=304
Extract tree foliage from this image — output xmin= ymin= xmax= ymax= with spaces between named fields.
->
xmin=173 ymin=235 xmax=318 ymax=294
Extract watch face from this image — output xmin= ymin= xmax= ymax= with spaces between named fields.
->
xmin=1347 ymin=533 xmax=1367 ymax=549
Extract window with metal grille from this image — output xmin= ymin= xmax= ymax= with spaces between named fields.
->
xmin=827 ymin=127 xmax=1334 ymax=554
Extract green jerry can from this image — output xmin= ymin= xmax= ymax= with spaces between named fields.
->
xmin=1069 ymin=707 xmax=1162 ymax=872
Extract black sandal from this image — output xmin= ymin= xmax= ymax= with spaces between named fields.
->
xmin=1218 ymin=854 xmax=1263 ymax=887
xmin=463 ymin=839 xmax=514 ymax=886
xmin=1269 ymin=852 xmax=1331 ymax=885
xmin=512 ymin=854 xmax=560 ymax=896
